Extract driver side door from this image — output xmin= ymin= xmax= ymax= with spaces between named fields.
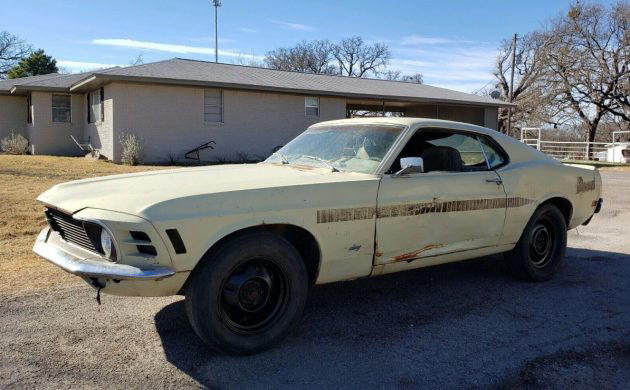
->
xmin=374 ymin=128 xmax=508 ymax=266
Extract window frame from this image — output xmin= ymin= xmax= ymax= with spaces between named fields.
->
xmin=26 ymin=94 xmax=32 ymax=124
xmin=100 ymin=87 xmax=104 ymax=120
xmin=305 ymin=96 xmax=320 ymax=117
xmin=87 ymin=89 xmax=102 ymax=124
xmin=51 ymin=93 xmax=72 ymax=123
xmin=203 ymin=88 xmax=224 ymax=124
xmin=477 ymin=133 xmax=508 ymax=170
xmin=384 ymin=127 xmax=510 ymax=175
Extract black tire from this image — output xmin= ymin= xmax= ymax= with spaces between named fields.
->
xmin=185 ymin=232 xmax=308 ymax=355
xmin=504 ymin=204 xmax=567 ymax=281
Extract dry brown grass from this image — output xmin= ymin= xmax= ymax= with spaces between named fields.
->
xmin=0 ymin=155 xmax=167 ymax=295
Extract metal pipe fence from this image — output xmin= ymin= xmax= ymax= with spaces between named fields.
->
xmin=521 ymin=128 xmax=629 ymax=163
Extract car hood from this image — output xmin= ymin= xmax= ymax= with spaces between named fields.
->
xmin=38 ymin=163 xmax=374 ymax=216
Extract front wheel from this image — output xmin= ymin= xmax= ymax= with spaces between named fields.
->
xmin=185 ymin=232 xmax=308 ymax=355
xmin=504 ymin=204 xmax=567 ymax=281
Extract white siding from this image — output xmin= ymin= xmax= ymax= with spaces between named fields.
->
xmin=84 ymin=86 xmax=114 ymax=160
xmin=28 ymin=92 xmax=84 ymax=156
xmin=0 ymin=95 xmax=27 ymax=140
xmin=110 ymin=83 xmax=347 ymax=163
xmin=484 ymin=107 xmax=499 ymax=130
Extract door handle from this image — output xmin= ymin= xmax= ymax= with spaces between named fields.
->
xmin=486 ymin=178 xmax=503 ymax=185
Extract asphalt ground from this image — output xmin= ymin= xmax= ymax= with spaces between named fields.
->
xmin=1 ymin=170 xmax=629 ymax=389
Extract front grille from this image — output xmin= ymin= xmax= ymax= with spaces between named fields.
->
xmin=45 ymin=208 xmax=98 ymax=252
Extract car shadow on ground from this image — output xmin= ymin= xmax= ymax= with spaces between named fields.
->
xmin=154 ymin=247 xmax=630 ymax=388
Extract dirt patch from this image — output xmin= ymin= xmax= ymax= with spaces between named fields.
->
xmin=0 ymin=155 xmax=167 ymax=294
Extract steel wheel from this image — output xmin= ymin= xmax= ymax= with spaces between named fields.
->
xmin=504 ymin=204 xmax=567 ymax=282
xmin=219 ymin=259 xmax=289 ymax=334
xmin=528 ymin=220 xmax=555 ymax=268
xmin=185 ymin=232 xmax=308 ymax=355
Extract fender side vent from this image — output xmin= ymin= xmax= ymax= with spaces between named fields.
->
xmin=137 ymin=245 xmax=157 ymax=256
xmin=166 ymin=229 xmax=187 ymax=254
xmin=130 ymin=231 xmax=151 ymax=242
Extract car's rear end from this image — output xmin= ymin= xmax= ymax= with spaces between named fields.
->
xmin=562 ymin=163 xmax=603 ymax=227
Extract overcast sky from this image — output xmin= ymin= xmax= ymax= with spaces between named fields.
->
xmin=2 ymin=0 xmax=620 ymax=93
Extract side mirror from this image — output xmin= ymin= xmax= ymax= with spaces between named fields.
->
xmin=394 ymin=157 xmax=424 ymax=176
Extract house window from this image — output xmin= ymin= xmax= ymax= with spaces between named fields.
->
xmin=88 ymin=89 xmax=102 ymax=123
xmin=27 ymin=94 xmax=32 ymax=124
xmin=204 ymin=89 xmax=223 ymax=123
xmin=305 ymin=96 xmax=319 ymax=117
xmin=52 ymin=94 xmax=71 ymax=123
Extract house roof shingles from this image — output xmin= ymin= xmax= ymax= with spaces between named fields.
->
xmin=1 ymin=69 xmax=117 ymax=94
xmin=0 ymin=73 xmax=69 ymax=93
xmin=2 ymin=58 xmax=510 ymax=107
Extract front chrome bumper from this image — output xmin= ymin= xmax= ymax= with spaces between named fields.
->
xmin=33 ymin=228 xmax=175 ymax=280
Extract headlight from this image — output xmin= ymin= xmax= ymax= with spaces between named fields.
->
xmin=100 ymin=229 xmax=114 ymax=259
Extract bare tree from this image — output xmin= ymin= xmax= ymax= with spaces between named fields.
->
xmin=264 ymin=40 xmax=336 ymax=74
xmin=401 ymin=73 xmax=424 ymax=84
xmin=542 ymin=1 xmax=629 ymax=155
xmin=0 ymin=31 xmax=31 ymax=79
xmin=265 ymin=37 xmax=393 ymax=78
xmin=129 ymin=53 xmax=144 ymax=65
xmin=600 ymin=2 xmax=629 ymax=121
xmin=332 ymin=36 xmax=390 ymax=77
xmin=382 ymin=70 xmax=401 ymax=81
xmin=492 ymin=32 xmax=552 ymax=135
xmin=382 ymin=70 xmax=423 ymax=84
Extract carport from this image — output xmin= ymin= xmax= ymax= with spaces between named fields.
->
xmin=345 ymin=97 xmax=498 ymax=129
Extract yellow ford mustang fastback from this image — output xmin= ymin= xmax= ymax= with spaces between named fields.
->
xmin=34 ymin=118 xmax=602 ymax=354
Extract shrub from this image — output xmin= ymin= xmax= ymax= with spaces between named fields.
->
xmin=165 ymin=152 xmax=180 ymax=165
xmin=119 ymin=132 xmax=143 ymax=165
xmin=0 ymin=131 xmax=29 ymax=155
xmin=234 ymin=151 xmax=253 ymax=163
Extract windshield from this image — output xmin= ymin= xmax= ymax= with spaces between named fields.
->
xmin=265 ymin=124 xmax=405 ymax=174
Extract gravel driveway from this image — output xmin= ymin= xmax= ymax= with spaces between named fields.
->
xmin=1 ymin=170 xmax=629 ymax=389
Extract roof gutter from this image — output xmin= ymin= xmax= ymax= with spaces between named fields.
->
xmin=10 ymin=85 xmax=72 ymax=95
xmin=70 ymin=74 xmax=516 ymax=108
xmin=69 ymin=75 xmax=97 ymax=91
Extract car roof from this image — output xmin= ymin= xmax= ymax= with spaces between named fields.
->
xmin=310 ymin=117 xmax=556 ymax=167
xmin=311 ymin=117 xmax=496 ymax=136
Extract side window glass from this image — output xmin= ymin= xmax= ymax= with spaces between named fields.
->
xmin=426 ymin=132 xmax=486 ymax=171
xmin=389 ymin=129 xmax=501 ymax=173
xmin=478 ymin=136 xmax=505 ymax=169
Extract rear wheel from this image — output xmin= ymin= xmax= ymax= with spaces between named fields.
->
xmin=185 ymin=232 xmax=308 ymax=355
xmin=504 ymin=204 xmax=567 ymax=281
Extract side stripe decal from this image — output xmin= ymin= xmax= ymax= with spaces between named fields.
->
xmin=316 ymin=197 xmax=534 ymax=224
xmin=576 ymin=176 xmax=596 ymax=194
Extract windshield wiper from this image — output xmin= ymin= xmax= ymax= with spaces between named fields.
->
xmin=300 ymin=155 xmax=339 ymax=172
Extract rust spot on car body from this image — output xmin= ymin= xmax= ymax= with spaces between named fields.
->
xmin=374 ymin=240 xmax=383 ymax=259
xmin=316 ymin=207 xmax=376 ymax=224
xmin=576 ymin=176 xmax=596 ymax=194
xmin=391 ymin=243 xmax=445 ymax=263
xmin=316 ymin=197 xmax=534 ymax=224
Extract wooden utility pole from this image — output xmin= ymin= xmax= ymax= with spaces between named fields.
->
xmin=507 ymin=33 xmax=517 ymax=135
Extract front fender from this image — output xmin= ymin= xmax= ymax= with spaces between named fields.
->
xmin=74 ymin=207 xmax=174 ymax=270
xmin=151 ymin=209 xmax=319 ymax=273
